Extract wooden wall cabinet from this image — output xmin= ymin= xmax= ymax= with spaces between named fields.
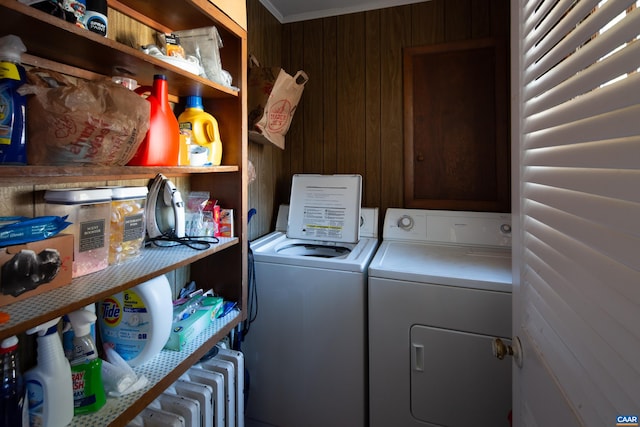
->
xmin=403 ymin=37 xmax=510 ymax=212
xmin=0 ymin=0 xmax=247 ymax=425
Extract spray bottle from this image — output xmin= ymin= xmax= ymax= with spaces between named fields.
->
xmin=24 ymin=318 xmax=74 ymax=427
xmin=0 ymin=34 xmax=27 ymax=164
xmin=67 ymin=307 xmax=106 ymax=414
xmin=178 ymin=95 xmax=223 ymax=166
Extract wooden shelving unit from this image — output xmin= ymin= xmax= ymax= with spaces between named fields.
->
xmin=0 ymin=0 xmax=247 ymax=425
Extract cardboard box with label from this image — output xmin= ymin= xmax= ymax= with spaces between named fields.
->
xmin=0 ymin=234 xmax=74 ymax=307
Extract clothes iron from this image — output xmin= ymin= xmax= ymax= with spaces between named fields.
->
xmin=145 ymin=174 xmax=186 ymax=241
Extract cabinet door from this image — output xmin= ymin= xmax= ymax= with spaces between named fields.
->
xmin=403 ymin=38 xmax=510 ymax=212
xmin=410 ymin=325 xmax=512 ymax=426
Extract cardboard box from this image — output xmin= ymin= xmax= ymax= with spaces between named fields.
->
xmin=164 ymin=296 xmax=224 ymax=351
xmin=0 ymin=234 xmax=74 ymax=307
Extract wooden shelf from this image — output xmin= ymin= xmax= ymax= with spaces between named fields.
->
xmin=0 ymin=165 xmax=239 ymax=186
xmin=0 ymin=0 xmax=239 ymax=98
xmin=0 ymin=237 xmax=238 ymax=340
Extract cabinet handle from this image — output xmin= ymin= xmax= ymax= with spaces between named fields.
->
xmin=416 ymin=152 xmax=425 ymax=162
xmin=412 ymin=343 xmax=424 ymax=372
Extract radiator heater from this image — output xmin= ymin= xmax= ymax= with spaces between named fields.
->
xmin=128 ymin=345 xmax=245 ymax=427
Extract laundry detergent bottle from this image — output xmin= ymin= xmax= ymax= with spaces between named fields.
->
xmin=127 ymin=74 xmax=180 ymax=166
xmin=24 ymin=318 xmax=74 ymax=427
xmin=67 ymin=307 xmax=106 ymax=414
xmin=0 ymin=34 xmax=27 ymax=165
xmin=98 ymin=275 xmax=173 ymax=366
xmin=178 ymin=95 xmax=223 ymax=166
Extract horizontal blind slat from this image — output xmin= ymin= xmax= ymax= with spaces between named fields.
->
xmin=525 ymin=72 xmax=640 ymax=133
xmin=524 ymin=179 xmax=640 ymax=228
xmin=524 ymin=0 xmax=601 ymax=69
xmin=525 ymin=3 xmax=640 ymax=99
xmin=524 ymin=136 xmax=640 ymax=170
xmin=525 ymin=104 xmax=640 ymax=149
xmin=525 ymin=41 xmax=640 ymax=117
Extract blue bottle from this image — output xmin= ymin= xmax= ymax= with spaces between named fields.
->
xmin=0 ymin=35 xmax=27 ymax=165
xmin=1 ymin=336 xmax=28 ymax=427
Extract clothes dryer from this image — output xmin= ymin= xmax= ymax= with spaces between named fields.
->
xmin=243 ymin=175 xmax=378 ymax=427
xmin=368 ymin=208 xmax=513 ymax=427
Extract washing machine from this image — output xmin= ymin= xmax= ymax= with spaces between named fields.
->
xmin=368 ymin=208 xmax=513 ymax=427
xmin=243 ymin=174 xmax=379 ymax=427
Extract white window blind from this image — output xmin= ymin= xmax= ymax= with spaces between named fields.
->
xmin=517 ymin=0 xmax=640 ymax=424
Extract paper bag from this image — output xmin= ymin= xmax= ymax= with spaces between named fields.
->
xmin=248 ymin=55 xmax=308 ymax=149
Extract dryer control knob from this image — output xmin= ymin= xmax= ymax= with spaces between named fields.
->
xmin=398 ymin=215 xmax=414 ymax=230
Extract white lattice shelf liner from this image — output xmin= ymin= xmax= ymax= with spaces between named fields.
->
xmin=70 ymin=309 xmax=241 ymax=426
xmin=0 ymin=237 xmax=239 ymax=338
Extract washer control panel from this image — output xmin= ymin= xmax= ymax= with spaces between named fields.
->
xmin=383 ymin=208 xmax=512 ymax=247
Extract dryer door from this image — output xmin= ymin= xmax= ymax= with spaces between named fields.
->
xmin=410 ymin=325 xmax=512 ymax=426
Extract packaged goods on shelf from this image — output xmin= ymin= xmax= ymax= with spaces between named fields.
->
xmin=103 ymin=186 xmax=148 ymax=265
xmin=18 ymin=68 xmax=150 ymax=166
xmin=0 ymin=233 xmax=73 ymax=307
xmin=44 ymin=188 xmax=112 ymax=278
xmin=165 ymin=294 xmax=224 ymax=351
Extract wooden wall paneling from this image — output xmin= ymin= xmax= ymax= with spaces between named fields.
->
xmin=322 ymin=17 xmax=338 ymax=175
xmin=411 ymin=1 xmax=445 ymax=46
xmin=302 ymin=19 xmax=325 ymax=173
xmin=0 ymin=187 xmax=36 ymax=217
xmin=364 ymin=10 xmax=382 ymax=209
xmin=336 ymin=13 xmax=366 ymax=176
xmin=282 ymin=23 xmax=304 ymax=177
xmin=380 ymin=6 xmax=411 ymax=213
xmin=470 ymin=0 xmax=492 ymax=38
xmin=247 ymin=0 xmax=283 ymax=238
xmin=444 ymin=0 xmax=473 ymax=41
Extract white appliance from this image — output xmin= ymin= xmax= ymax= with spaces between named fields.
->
xmin=243 ymin=174 xmax=379 ymax=427
xmin=368 ymin=208 xmax=513 ymax=427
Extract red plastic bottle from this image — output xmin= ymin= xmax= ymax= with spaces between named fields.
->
xmin=127 ymin=74 xmax=180 ymax=166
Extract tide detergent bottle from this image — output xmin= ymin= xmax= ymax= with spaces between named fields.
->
xmin=127 ymin=74 xmax=180 ymax=166
xmin=178 ymin=96 xmax=222 ymax=166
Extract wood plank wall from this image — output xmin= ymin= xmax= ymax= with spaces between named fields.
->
xmin=247 ymin=0 xmax=509 ymax=240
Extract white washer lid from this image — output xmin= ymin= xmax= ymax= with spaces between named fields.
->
xmin=287 ymin=174 xmax=362 ymax=244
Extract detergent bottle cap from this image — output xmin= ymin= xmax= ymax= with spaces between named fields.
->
xmin=67 ymin=308 xmax=97 ymax=338
xmin=0 ymin=34 xmax=26 ymax=63
xmin=185 ymin=95 xmax=204 ymax=110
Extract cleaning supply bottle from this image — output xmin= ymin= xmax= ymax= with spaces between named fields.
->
xmin=24 ymin=318 xmax=74 ymax=427
xmin=127 ymin=74 xmax=180 ymax=166
xmin=178 ymin=95 xmax=223 ymax=166
xmin=98 ymin=275 xmax=173 ymax=366
xmin=67 ymin=307 xmax=106 ymax=414
xmin=0 ymin=34 xmax=27 ymax=165
xmin=1 ymin=336 xmax=28 ymax=427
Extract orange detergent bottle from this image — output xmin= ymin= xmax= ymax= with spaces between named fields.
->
xmin=127 ymin=74 xmax=180 ymax=166
xmin=178 ymin=96 xmax=222 ymax=166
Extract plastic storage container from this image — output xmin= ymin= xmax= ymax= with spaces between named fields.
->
xmin=105 ymin=186 xmax=148 ymax=265
xmin=44 ymin=188 xmax=112 ymax=277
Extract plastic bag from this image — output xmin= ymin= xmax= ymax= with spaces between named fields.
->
xmin=0 ymin=216 xmax=71 ymax=247
xmin=173 ymin=27 xmax=234 ymax=88
xmin=18 ymin=68 xmax=150 ymax=166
